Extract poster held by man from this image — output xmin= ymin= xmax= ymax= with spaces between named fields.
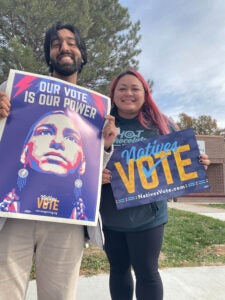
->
xmin=0 ymin=69 xmax=110 ymax=226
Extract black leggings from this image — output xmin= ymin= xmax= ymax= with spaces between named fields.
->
xmin=103 ymin=225 xmax=164 ymax=300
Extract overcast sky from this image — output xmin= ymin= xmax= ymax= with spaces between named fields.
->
xmin=119 ymin=0 xmax=225 ymax=128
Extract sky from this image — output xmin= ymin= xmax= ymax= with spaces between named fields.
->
xmin=119 ymin=0 xmax=225 ymax=129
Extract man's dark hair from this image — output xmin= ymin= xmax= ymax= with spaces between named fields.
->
xmin=44 ymin=22 xmax=87 ymax=74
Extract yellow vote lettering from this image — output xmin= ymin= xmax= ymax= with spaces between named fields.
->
xmin=174 ymin=145 xmax=198 ymax=181
xmin=114 ymin=143 xmax=198 ymax=194
xmin=154 ymin=151 xmax=174 ymax=184
xmin=136 ymin=156 xmax=159 ymax=189
xmin=114 ymin=160 xmax=135 ymax=193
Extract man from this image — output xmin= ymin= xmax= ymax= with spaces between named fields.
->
xmin=0 ymin=22 xmax=117 ymax=300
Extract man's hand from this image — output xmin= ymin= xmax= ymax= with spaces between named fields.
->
xmin=0 ymin=91 xmax=11 ymax=118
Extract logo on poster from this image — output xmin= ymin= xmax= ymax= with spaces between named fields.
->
xmin=37 ymin=195 xmax=59 ymax=211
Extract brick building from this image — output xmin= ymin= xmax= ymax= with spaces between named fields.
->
xmin=177 ymin=135 xmax=225 ymax=202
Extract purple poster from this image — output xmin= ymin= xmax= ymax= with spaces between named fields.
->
xmin=107 ymin=128 xmax=210 ymax=210
xmin=0 ymin=70 xmax=110 ymax=226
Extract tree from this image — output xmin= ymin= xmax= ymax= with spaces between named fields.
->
xmin=0 ymin=36 xmax=42 ymax=74
xmin=147 ymin=79 xmax=154 ymax=93
xmin=0 ymin=0 xmax=141 ymax=95
xmin=176 ymin=113 xmax=194 ymax=130
xmin=194 ymin=115 xmax=219 ymax=135
xmin=177 ymin=113 xmax=225 ymax=136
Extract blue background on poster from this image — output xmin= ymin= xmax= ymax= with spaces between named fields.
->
xmin=0 ymin=70 xmax=109 ymax=224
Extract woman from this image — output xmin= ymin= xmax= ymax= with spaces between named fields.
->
xmin=101 ymin=69 xmax=210 ymax=300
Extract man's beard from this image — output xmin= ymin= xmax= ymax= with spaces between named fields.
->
xmin=50 ymin=54 xmax=83 ymax=76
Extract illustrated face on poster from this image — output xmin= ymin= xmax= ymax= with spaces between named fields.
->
xmin=0 ymin=70 xmax=110 ymax=225
xmin=21 ymin=111 xmax=85 ymax=176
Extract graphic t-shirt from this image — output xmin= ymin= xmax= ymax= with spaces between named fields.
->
xmin=100 ymin=112 xmax=169 ymax=232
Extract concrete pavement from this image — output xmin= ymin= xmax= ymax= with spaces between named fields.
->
xmin=168 ymin=201 xmax=225 ymax=221
xmin=26 ymin=266 xmax=225 ymax=300
xmin=26 ymin=202 xmax=225 ymax=300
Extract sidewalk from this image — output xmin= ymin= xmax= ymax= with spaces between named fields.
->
xmin=26 ymin=266 xmax=225 ymax=300
xmin=26 ymin=202 xmax=225 ymax=300
xmin=168 ymin=201 xmax=225 ymax=221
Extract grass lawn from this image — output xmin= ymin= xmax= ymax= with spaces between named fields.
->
xmin=30 ymin=207 xmax=225 ymax=278
xmin=80 ymin=208 xmax=225 ymax=276
xmin=199 ymin=203 xmax=225 ymax=210
xmin=160 ymin=208 xmax=225 ymax=267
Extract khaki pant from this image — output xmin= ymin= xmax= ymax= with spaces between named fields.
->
xmin=0 ymin=218 xmax=84 ymax=300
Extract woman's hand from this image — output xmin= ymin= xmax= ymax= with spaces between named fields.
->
xmin=0 ymin=91 xmax=11 ymax=118
xmin=199 ymin=154 xmax=211 ymax=170
xmin=102 ymin=168 xmax=112 ymax=185
xmin=102 ymin=115 xmax=118 ymax=151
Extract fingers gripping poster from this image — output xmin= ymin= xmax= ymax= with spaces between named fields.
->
xmin=107 ymin=128 xmax=210 ymax=210
xmin=0 ymin=70 xmax=110 ymax=226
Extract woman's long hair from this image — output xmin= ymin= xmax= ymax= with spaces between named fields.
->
xmin=110 ymin=69 xmax=178 ymax=135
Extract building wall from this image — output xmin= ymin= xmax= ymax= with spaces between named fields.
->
xmin=178 ymin=135 xmax=225 ymax=202
xmin=198 ymin=135 xmax=225 ymax=195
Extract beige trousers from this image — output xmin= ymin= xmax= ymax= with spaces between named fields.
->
xmin=0 ymin=218 xmax=84 ymax=300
